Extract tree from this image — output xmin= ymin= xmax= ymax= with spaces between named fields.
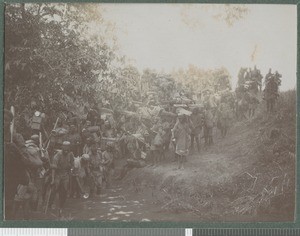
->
xmin=5 ymin=3 xmax=118 ymax=134
xmin=141 ymin=69 xmax=176 ymax=103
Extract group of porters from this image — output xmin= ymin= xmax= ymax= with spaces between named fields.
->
xmin=3 ymin=100 xmax=231 ymax=219
xmin=4 ymin=67 xmax=282 ymax=219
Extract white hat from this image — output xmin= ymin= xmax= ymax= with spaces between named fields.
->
xmin=62 ymin=141 xmax=71 ymax=146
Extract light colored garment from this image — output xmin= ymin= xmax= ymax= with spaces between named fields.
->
xmin=172 ymin=121 xmax=191 ymax=156
xmin=204 ymin=110 xmax=214 ymax=128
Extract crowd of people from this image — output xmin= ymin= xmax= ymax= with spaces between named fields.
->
xmin=4 ymin=66 xmax=282 ymax=220
xmin=4 ymin=108 xmax=117 ymax=219
xmin=4 ymin=97 xmax=229 ymax=219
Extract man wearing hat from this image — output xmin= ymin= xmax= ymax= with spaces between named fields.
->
xmin=50 ymin=141 xmax=74 ymax=216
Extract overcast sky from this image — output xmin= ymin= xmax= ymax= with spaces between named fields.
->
xmin=100 ymin=4 xmax=297 ymax=91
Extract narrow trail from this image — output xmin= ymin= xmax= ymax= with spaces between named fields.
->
xmin=63 ymin=184 xmax=197 ymax=221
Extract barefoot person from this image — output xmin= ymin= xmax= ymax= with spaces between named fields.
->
xmin=88 ymin=143 xmax=102 ymax=197
xmin=190 ymin=107 xmax=203 ymax=153
xmin=101 ymin=142 xmax=115 ymax=188
xmin=49 ymin=141 xmax=74 ymax=217
xmin=172 ymin=113 xmax=191 ymax=169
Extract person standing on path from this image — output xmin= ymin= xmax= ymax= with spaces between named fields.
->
xmin=172 ymin=113 xmax=191 ymax=169
xmin=49 ymin=141 xmax=74 ymax=217
xmin=101 ymin=142 xmax=115 ymax=188
xmin=190 ymin=107 xmax=203 ymax=153
xmin=88 ymin=143 xmax=102 ymax=197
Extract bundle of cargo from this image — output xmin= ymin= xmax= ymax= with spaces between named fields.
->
xmin=101 ymin=137 xmax=119 ymax=142
xmin=173 ymin=103 xmax=189 ymax=108
xmin=136 ymin=105 xmax=163 ymax=120
xmin=30 ymin=111 xmax=46 ymax=131
xmin=158 ymin=109 xmax=177 ymax=119
xmin=99 ymin=107 xmax=114 ymax=115
xmin=120 ymin=110 xmax=140 ymax=119
xmin=175 ymin=107 xmax=192 ymax=116
xmin=189 ymin=103 xmax=205 ymax=113
xmin=132 ymin=100 xmax=143 ymax=107
xmin=82 ymin=126 xmax=101 ymax=143
xmin=151 ymin=106 xmax=163 ymax=117
xmin=181 ymin=96 xmax=194 ymax=104
xmin=137 ymin=106 xmax=152 ymax=120
xmin=147 ymin=91 xmax=158 ymax=96
xmin=131 ymin=133 xmax=145 ymax=142
xmin=50 ymin=127 xmax=69 ymax=148
xmin=100 ymin=137 xmax=119 ymax=150
xmin=171 ymin=96 xmax=194 ymax=105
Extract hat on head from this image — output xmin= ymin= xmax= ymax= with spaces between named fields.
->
xmin=30 ymin=134 xmax=39 ymax=142
xmin=62 ymin=141 xmax=71 ymax=146
xmin=25 ymin=139 xmax=34 ymax=145
xmin=82 ymin=154 xmax=90 ymax=160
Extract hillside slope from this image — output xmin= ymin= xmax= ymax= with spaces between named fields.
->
xmin=120 ymin=90 xmax=296 ymax=222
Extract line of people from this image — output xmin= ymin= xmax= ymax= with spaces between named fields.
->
xmin=4 ymin=75 xmax=249 ymax=220
xmin=5 ymin=103 xmax=226 ymax=218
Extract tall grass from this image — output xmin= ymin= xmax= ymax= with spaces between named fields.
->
xmin=276 ymin=89 xmax=296 ymax=115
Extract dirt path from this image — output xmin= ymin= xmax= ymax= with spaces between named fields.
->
xmin=27 ymin=181 xmax=197 ymax=221
xmin=64 ymin=184 xmax=200 ymax=221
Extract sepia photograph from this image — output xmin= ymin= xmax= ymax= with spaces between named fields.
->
xmin=4 ymin=3 xmax=296 ymax=222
